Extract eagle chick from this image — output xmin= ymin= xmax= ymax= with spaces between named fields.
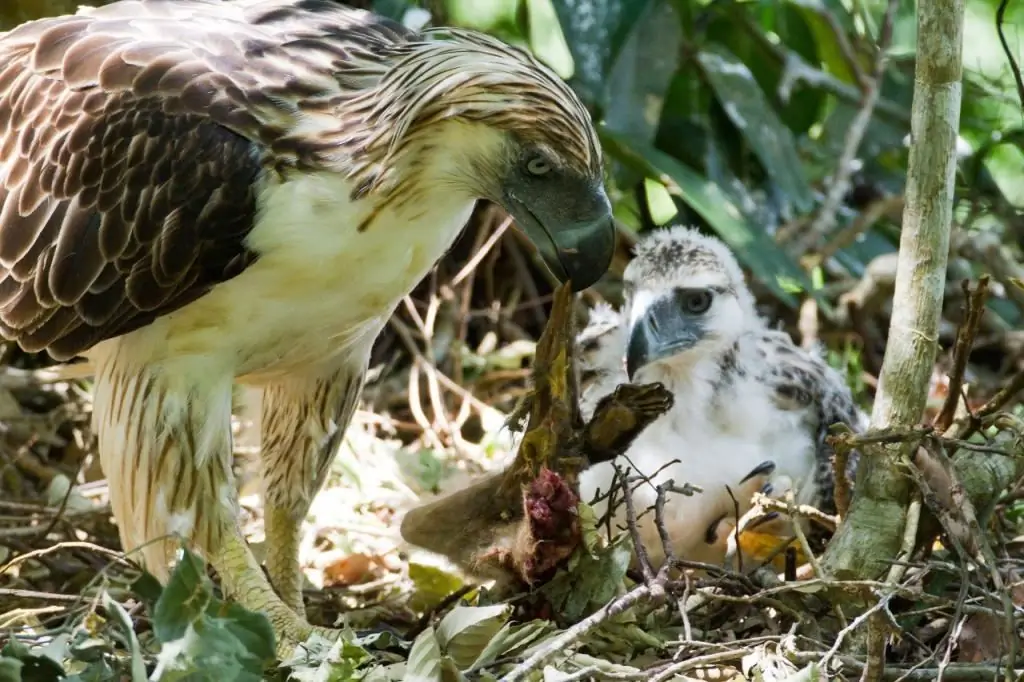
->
xmin=577 ymin=226 xmax=866 ymax=569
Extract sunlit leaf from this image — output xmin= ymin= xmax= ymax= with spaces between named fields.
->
xmin=467 ymin=620 xmax=555 ymax=671
xmin=435 ymin=604 xmax=511 ymax=669
xmin=408 ymin=562 xmax=466 ymax=613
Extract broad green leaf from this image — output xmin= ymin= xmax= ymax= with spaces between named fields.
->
xmin=466 ymin=621 xmax=555 ymax=672
xmin=786 ymin=0 xmax=862 ymax=83
xmin=0 ymin=641 xmax=63 ymax=682
xmin=599 ymin=127 xmax=809 ymax=307
xmin=290 ymin=633 xmax=373 ymax=682
xmin=404 ymin=628 xmax=442 ymax=682
xmin=152 ymin=615 xmax=271 ymax=682
xmin=577 ymin=501 xmax=602 ymax=555
xmin=207 ymin=601 xmax=276 ymax=666
xmin=540 ymin=532 xmax=633 ymax=622
xmin=435 ymin=604 xmax=511 ymax=669
xmin=129 ymin=570 xmax=164 ymax=614
xmin=153 ymin=547 xmax=212 ymax=643
xmin=602 ymin=0 xmax=683 ymax=188
xmin=702 ymin=5 xmax=824 ymax=136
xmin=408 ymin=563 xmax=465 ymax=613
xmin=697 ymin=45 xmax=814 ymax=214
xmin=548 ymin=0 xmax=656 ymax=106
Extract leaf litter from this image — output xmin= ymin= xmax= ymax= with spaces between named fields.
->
xmin=0 ymin=209 xmax=1023 ymax=681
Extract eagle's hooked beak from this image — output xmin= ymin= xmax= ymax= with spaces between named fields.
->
xmin=502 ymin=184 xmax=615 ymax=292
xmin=626 ymin=292 xmax=704 ymax=380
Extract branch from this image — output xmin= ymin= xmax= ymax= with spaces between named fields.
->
xmin=996 ymin=0 xmax=1024 ymax=111
xmin=790 ymin=0 xmax=900 ymax=257
xmin=821 ymin=0 xmax=965 ymax=583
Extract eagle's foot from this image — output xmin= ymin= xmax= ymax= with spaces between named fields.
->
xmin=271 ymin=616 xmax=345 ymax=661
xmin=702 ymin=460 xmax=802 ymax=569
xmin=208 ymin=531 xmax=342 ymax=661
xmin=263 ymin=503 xmax=306 ymax=615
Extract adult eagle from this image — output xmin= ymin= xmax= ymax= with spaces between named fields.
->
xmin=0 ymin=0 xmax=615 ymax=651
xmin=577 ymin=226 xmax=863 ymax=569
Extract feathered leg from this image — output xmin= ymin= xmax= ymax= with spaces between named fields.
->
xmin=258 ymin=361 xmax=367 ymax=615
xmin=92 ymin=352 xmax=329 ymax=656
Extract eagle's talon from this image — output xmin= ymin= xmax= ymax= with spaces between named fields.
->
xmin=747 ymin=510 xmax=781 ymax=530
xmin=704 ymin=513 xmax=734 ymax=544
xmin=741 ymin=460 xmax=776 ymax=484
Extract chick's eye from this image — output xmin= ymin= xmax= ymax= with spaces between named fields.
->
xmin=682 ymin=290 xmax=713 ymax=314
xmin=525 ymin=155 xmax=552 ymax=176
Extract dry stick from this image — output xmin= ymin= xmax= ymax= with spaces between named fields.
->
xmin=792 ymin=0 xmax=899 ymax=257
xmin=617 ymin=467 xmax=656 ymax=583
xmin=935 ymin=277 xmax=990 ymax=432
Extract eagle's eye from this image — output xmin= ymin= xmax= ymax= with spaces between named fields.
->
xmin=524 ymin=155 xmax=552 ymax=177
xmin=681 ymin=290 xmax=713 ymax=314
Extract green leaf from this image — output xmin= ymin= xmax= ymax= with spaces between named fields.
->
xmin=548 ymin=0 xmax=656 ymax=106
xmin=601 ymin=1 xmax=683 ymax=187
xmin=0 ymin=641 xmax=63 ymax=682
xmin=540 ymin=532 xmax=633 ymax=622
xmin=0 ymin=658 xmax=23 ymax=682
xmin=206 ymin=601 xmax=276 ymax=665
xmin=151 ymin=616 xmax=270 ymax=682
xmin=287 ymin=632 xmax=373 ymax=682
xmin=153 ymin=547 xmax=212 ymax=643
xmin=435 ymin=604 xmax=511 ymax=669
xmin=466 ymin=620 xmax=555 ymax=672
xmin=403 ymin=628 xmax=442 ymax=682
xmin=599 ymin=127 xmax=810 ymax=306
xmin=129 ymin=570 xmax=165 ymax=614
xmin=408 ymin=563 xmax=465 ymax=613
xmin=697 ymin=45 xmax=814 ymax=214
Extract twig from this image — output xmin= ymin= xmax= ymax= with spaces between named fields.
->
xmin=498 ymin=582 xmax=661 ymax=682
xmin=791 ymin=0 xmax=900 ymax=256
xmin=405 ymin=585 xmax=476 ymax=639
xmin=935 ymin=277 xmax=990 ymax=432
xmin=617 ymin=466 xmax=656 ymax=583
xmin=996 ymin=0 xmax=1024 ymax=110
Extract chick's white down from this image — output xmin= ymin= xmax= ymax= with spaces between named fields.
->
xmin=577 ymin=226 xmax=865 ymax=568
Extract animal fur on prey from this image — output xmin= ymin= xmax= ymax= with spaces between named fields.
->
xmin=0 ymin=0 xmax=616 ymax=654
xmin=577 ymin=225 xmax=867 ymax=571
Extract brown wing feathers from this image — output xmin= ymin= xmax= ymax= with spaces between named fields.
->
xmin=0 ymin=3 xmax=288 ymax=361
xmin=0 ymin=34 xmax=264 ymax=360
xmin=0 ymin=0 xmax=424 ymax=361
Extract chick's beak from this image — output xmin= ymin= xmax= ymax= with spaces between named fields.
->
xmin=626 ymin=294 xmax=702 ymax=380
